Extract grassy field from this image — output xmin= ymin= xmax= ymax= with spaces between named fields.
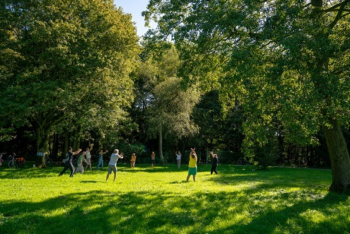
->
xmin=0 ymin=163 xmax=349 ymax=234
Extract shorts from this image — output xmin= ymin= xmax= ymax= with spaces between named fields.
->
xmin=108 ymin=164 xmax=117 ymax=174
xmin=151 ymin=159 xmax=155 ymax=164
xmin=188 ymin=167 xmax=197 ymax=175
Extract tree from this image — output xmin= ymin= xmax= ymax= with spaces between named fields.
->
xmin=133 ymin=44 xmax=200 ymax=164
xmin=0 ymin=0 xmax=139 ymax=165
xmin=144 ymin=0 xmax=350 ymax=192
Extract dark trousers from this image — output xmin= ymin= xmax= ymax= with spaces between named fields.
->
xmin=59 ymin=162 xmax=75 ymax=177
xmin=211 ymin=165 xmax=218 ymax=174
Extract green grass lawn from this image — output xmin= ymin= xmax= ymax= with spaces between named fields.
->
xmin=0 ymin=163 xmax=349 ymax=234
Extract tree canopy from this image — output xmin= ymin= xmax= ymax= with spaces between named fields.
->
xmin=0 ymin=0 xmax=139 ymax=152
xmin=144 ymin=0 xmax=350 ymax=192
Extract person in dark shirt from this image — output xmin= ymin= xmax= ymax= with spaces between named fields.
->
xmin=58 ymin=147 xmax=82 ymax=177
xmin=210 ymin=151 xmax=218 ymax=175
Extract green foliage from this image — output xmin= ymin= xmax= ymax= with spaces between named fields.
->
xmin=0 ymin=0 xmax=139 ymax=151
xmin=144 ymin=0 xmax=350 ymax=190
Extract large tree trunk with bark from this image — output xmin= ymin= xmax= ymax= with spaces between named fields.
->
xmin=322 ymin=120 xmax=350 ymax=193
xmin=159 ymin=126 xmax=164 ymax=165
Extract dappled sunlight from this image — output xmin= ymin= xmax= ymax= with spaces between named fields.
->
xmin=1 ymin=165 xmax=349 ymax=233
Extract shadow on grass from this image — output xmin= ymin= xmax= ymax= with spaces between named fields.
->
xmin=0 ymin=182 xmax=349 ymax=233
xmin=80 ymin=181 xmax=102 ymax=183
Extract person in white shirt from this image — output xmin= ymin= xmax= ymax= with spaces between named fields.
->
xmin=106 ymin=149 xmax=124 ymax=182
xmin=175 ymin=151 xmax=182 ymax=168
xmin=85 ymin=143 xmax=94 ymax=171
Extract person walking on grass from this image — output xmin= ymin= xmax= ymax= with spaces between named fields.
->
xmin=176 ymin=151 xmax=182 ymax=169
xmin=210 ymin=151 xmax=218 ymax=175
xmin=130 ymin=153 xmax=136 ymax=168
xmin=186 ymin=148 xmax=197 ymax=182
xmin=151 ymin=151 xmax=155 ymax=168
xmin=85 ymin=143 xmax=94 ymax=171
xmin=75 ymin=151 xmax=88 ymax=174
xmin=106 ymin=149 xmax=123 ymax=182
xmin=59 ymin=147 xmax=82 ymax=177
xmin=96 ymin=149 xmax=108 ymax=170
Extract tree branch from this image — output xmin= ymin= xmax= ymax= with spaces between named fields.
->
xmin=322 ymin=0 xmax=350 ymax=12
xmin=328 ymin=0 xmax=349 ymax=29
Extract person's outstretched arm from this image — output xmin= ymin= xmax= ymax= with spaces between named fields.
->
xmin=73 ymin=149 xmax=82 ymax=155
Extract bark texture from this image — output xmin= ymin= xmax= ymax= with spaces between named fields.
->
xmin=322 ymin=120 xmax=350 ymax=193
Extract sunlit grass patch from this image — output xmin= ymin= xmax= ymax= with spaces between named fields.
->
xmin=1 ymin=164 xmax=349 ymax=233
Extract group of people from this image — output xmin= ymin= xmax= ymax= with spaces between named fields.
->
xmin=58 ymin=146 xmax=219 ymax=182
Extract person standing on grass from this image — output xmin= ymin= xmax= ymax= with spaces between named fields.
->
xmin=210 ymin=151 xmax=218 ymax=175
xmin=96 ymin=149 xmax=108 ymax=170
xmin=130 ymin=153 xmax=136 ymax=168
xmin=106 ymin=149 xmax=123 ymax=182
xmin=85 ymin=143 xmax=94 ymax=171
xmin=151 ymin=151 xmax=155 ymax=168
xmin=75 ymin=151 xmax=88 ymax=174
xmin=186 ymin=148 xmax=197 ymax=182
xmin=59 ymin=147 xmax=82 ymax=177
xmin=176 ymin=151 xmax=182 ymax=169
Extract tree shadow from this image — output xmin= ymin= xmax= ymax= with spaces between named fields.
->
xmin=1 ymin=183 xmax=348 ymax=234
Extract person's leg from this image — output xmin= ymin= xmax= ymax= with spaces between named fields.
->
xmin=88 ymin=159 xmax=92 ymax=170
xmin=211 ymin=166 xmax=214 ymax=174
xmin=69 ymin=163 xmax=75 ymax=177
xmin=113 ymin=167 xmax=117 ymax=181
xmin=193 ymin=175 xmax=196 ymax=182
xmin=186 ymin=174 xmax=190 ymax=181
xmin=106 ymin=166 xmax=111 ymax=181
xmin=214 ymin=166 xmax=218 ymax=174
xmin=101 ymin=160 xmax=103 ymax=170
xmin=96 ymin=160 xmax=100 ymax=169
xmin=59 ymin=163 xmax=69 ymax=176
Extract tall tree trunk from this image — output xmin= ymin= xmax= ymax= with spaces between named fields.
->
xmin=322 ymin=120 xmax=350 ymax=193
xmin=159 ymin=126 xmax=164 ymax=165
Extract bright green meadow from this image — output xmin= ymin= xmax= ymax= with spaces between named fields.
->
xmin=1 ymin=163 xmax=349 ymax=234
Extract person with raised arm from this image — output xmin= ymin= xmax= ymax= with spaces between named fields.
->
xmin=96 ymin=149 xmax=108 ymax=170
xmin=58 ymin=147 xmax=82 ymax=177
xmin=106 ymin=149 xmax=123 ymax=182
xmin=186 ymin=148 xmax=197 ymax=182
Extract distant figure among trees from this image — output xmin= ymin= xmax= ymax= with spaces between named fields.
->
xmin=130 ymin=153 xmax=136 ymax=168
xmin=151 ymin=152 xmax=156 ymax=168
xmin=176 ymin=151 xmax=182 ymax=169
xmin=210 ymin=151 xmax=218 ymax=175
